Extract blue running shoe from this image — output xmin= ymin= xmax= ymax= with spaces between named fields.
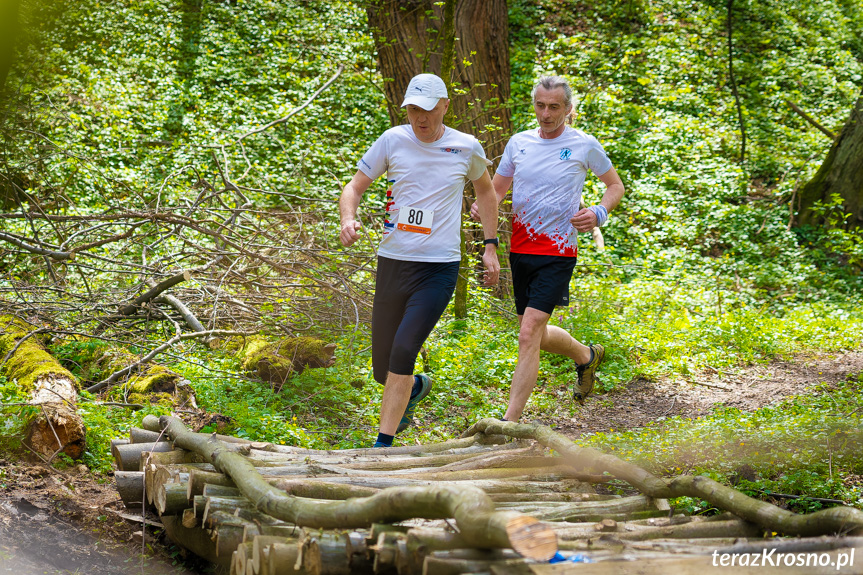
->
xmin=397 ymin=374 xmax=432 ymax=434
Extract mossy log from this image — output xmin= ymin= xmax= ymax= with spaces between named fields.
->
xmin=463 ymin=419 xmax=863 ymax=537
xmin=150 ymin=415 xmax=559 ymax=561
xmin=230 ymin=335 xmax=336 ymax=389
xmin=76 ymin=345 xmax=182 ymax=395
xmin=0 ymin=317 xmax=85 ymax=459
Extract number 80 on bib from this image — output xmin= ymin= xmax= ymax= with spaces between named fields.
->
xmin=396 ymin=206 xmax=434 ymax=235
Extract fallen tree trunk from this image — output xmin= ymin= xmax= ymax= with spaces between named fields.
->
xmin=463 ymin=419 xmax=863 ymax=537
xmin=148 ymin=414 xmax=559 ymax=561
xmin=0 ymin=316 xmax=86 ymax=460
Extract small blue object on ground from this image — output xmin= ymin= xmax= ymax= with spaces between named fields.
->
xmin=548 ymin=551 xmax=592 ymax=564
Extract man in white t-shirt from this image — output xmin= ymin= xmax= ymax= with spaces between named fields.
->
xmin=340 ymin=73 xmax=501 ymax=447
xmin=472 ymin=75 xmax=625 ymax=421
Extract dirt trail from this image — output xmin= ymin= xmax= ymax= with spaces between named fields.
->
xmin=0 ymin=466 xmax=203 ymax=574
xmin=547 ymin=351 xmax=863 ymax=438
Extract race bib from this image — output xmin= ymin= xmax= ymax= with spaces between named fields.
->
xmin=396 ymin=206 xmax=434 ymax=235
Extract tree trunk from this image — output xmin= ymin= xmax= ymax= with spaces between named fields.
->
xmin=797 ymin=92 xmax=863 ymax=229
xmin=0 ymin=0 xmax=20 ymax=95
xmin=463 ymin=418 xmax=863 ymax=537
xmin=366 ymin=0 xmax=512 ymax=317
xmin=366 ymin=0 xmax=510 ymax=156
xmin=0 ymin=317 xmax=86 ymax=460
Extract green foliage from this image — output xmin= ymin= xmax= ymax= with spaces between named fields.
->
xmin=0 ymin=374 xmax=31 ymax=453
xmin=1 ymin=0 xmax=861 ymax=515
xmin=509 ymin=0 xmax=863 ymax=297
xmin=583 ymin=377 xmax=863 ymax=510
xmin=5 ymin=0 xmax=386 ymax=211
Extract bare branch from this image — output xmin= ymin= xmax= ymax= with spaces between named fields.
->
xmin=236 ymin=64 xmax=346 ymax=143
xmin=86 ymin=329 xmax=252 ymax=393
xmin=0 ymin=230 xmax=73 ymax=260
xmin=786 ymin=100 xmax=838 ymax=139
xmin=117 ymin=271 xmax=192 ymax=316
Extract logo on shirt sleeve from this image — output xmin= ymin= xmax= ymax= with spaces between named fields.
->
xmin=560 ymin=148 xmax=572 ymax=160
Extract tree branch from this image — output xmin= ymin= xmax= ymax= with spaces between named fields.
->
xmin=785 ymin=100 xmax=838 ymax=139
xmin=236 ymin=64 xmax=345 ymax=143
xmin=0 ymin=230 xmax=73 ymax=260
xmin=117 ymin=271 xmax=192 ymax=316
xmin=462 ymin=419 xmax=863 ymax=537
xmin=85 ymin=329 xmax=251 ymax=393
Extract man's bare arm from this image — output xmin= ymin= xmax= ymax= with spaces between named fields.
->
xmin=339 ymin=171 xmax=374 ymax=247
xmin=570 ymin=166 xmax=625 ymax=232
xmin=472 ymin=170 xmax=501 ymax=286
xmin=471 ymin=173 xmax=512 ymax=221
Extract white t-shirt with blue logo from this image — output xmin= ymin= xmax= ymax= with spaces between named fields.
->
xmin=357 ymin=124 xmax=489 ymax=263
xmin=496 ymin=126 xmax=612 ymax=257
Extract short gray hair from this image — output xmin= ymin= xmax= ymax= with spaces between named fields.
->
xmin=531 ymin=76 xmax=574 ymax=108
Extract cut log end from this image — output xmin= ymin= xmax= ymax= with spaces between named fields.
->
xmin=26 ymin=409 xmax=86 ymax=460
xmin=505 ymin=515 xmax=557 ymax=561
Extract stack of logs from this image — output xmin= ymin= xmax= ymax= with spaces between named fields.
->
xmin=110 ymin=416 xmax=863 ymax=575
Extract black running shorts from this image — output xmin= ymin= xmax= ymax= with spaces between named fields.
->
xmin=371 ymin=256 xmax=459 ymax=384
xmin=509 ymin=252 xmax=577 ymax=316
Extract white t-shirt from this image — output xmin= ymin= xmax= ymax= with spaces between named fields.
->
xmin=358 ymin=124 xmax=489 ymax=262
xmin=497 ymin=127 xmax=612 ymax=257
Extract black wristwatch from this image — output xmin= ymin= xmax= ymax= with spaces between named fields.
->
xmin=482 ymin=238 xmax=499 ymax=247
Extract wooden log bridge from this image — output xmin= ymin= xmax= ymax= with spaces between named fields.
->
xmin=111 ymin=416 xmax=863 ymax=574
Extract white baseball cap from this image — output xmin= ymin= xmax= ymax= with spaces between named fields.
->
xmin=401 ymin=74 xmax=448 ymax=110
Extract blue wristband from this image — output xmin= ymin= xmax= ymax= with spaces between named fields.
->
xmin=588 ymin=205 xmax=608 ymax=227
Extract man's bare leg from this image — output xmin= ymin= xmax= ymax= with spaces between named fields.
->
xmin=504 ymin=307 xmax=592 ymax=421
xmin=379 ymin=372 xmax=413 ymax=436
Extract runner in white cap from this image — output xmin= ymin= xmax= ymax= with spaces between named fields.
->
xmin=340 ymin=73 xmax=501 ymax=447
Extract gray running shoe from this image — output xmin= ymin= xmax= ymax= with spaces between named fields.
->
xmin=573 ymin=344 xmax=604 ymax=404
